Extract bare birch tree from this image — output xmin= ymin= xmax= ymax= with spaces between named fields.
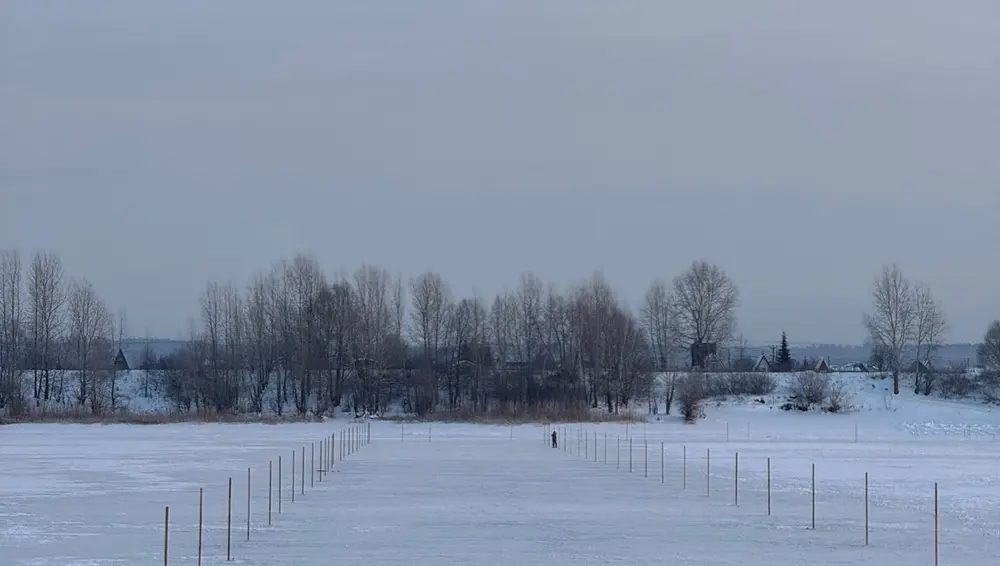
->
xmin=671 ymin=260 xmax=739 ymax=367
xmin=864 ymin=264 xmax=916 ymax=395
xmin=642 ymin=279 xmax=680 ymax=414
xmin=978 ymin=321 xmax=1000 ymax=373
xmin=27 ymin=251 xmax=66 ymax=405
xmin=408 ymin=272 xmax=452 ymax=415
xmin=351 ymin=264 xmax=393 ymax=414
xmin=0 ymin=250 xmax=26 ymax=414
xmin=245 ymin=271 xmax=277 ymax=413
xmin=912 ymin=282 xmax=947 ymax=394
xmin=67 ymin=279 xmax=111 ymax=411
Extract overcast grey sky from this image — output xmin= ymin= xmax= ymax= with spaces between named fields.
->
xmin=2 ymin=1 xmax=998 ymax=344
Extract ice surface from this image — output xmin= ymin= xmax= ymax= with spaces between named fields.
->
xmin=2 ymin=375 xmax=999 ymax=565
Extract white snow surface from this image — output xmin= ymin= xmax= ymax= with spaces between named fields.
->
xmin=2 ymin=374 xmax=999 ymax=565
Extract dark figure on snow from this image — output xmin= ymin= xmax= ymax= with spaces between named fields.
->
xmin=551 ymin=430 xmax=558 ymax=448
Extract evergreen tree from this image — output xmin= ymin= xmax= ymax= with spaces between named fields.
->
xmin=777 ymin=332 xmax=792 ymax=369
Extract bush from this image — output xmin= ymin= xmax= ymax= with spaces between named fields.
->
xmin=789 ymin=371 xmax=829 ymax=410
xmin=824 ymin=378 xmax=855 ymax=413
xmin=938 ymin=371 xmax=977 ymax=399
xmin=676 ymin=374 xmax=706 ymax=423
xmin=704 ymin=372 xmax=778 ymax=397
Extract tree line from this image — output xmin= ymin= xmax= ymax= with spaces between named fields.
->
xmin=2 ymin=247 xmax=999 ymax=419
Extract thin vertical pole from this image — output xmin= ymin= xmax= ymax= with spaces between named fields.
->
xmin=268 ymin=461 xmax=272 ymax=525
xmin=661 ymin=442 xmax=664 ymax=483
xmin=291 ymin=451 xmax=295 ymax=503
xmin=198 ymin=489 xmax=204 ymax=565
xmin=644 ymin=439 xmax=647 ymax=477
xmin=226 ymin=477 xmax=232 ymax=561
xmin=585 ymin=430 xmax=588 ymax=459
xmin=864 ymin=472 xmax=869 ymax=546
xmin=301 ymin=446 xmax=305 ymax=495
xmin=319 ymin=440 xmax=324 ymax=481
xmin=604 ymin=433 xmax=607 ymax=463
xmin=163 ymin=506 xmax=169 ymax=566
xmin=683 ymin=445 xmax=687 ymax=489
xmin=855 ymin=423 xmax=859 ymax=443
xmin=246 ymin=468 xmax=251 ymax=541
xmin=734 ymin=452 xmax=739 ymax=506
xmin=278 ymin=456 xmax=282 ymax=513
xmin=617 ymin=438 xmax=621 ymax=469
xmin=767 ymin=457 xmax=771 ymax=516
xmin=629 ymin=438 xmax=633 ymax=473
xmin=934 ymin=482 xmax=939 ymax=566
xmin=311 ymin=442 xmax=315 ymax=488
xmin=811 ymin=463 xmax=816 ymax=530
xmin=706 ymin=448 xmax=711 ymax=496
xmin=594 ymin=432 xmax=597 ymax=462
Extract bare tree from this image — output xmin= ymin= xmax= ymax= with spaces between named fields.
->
xmin=245 ymin=271 xmax=277 ymax=413
xmin=67 ymin=279 xmax=111 ymax=412
xmin=979 ymin=321 xmax=1000 ymax=373
xmin=865 ymin=264 xmax=917 ymax=395
xmin=351 ymin=264 xmax=394 ymax=415
xmin=671 ymin=260 xmax=739 ymax=367
xmin=0 ymin=250 xmax=26 ymax=414
xmin=641 ymin=279 xmax=680 ymax=414
xmin=864 ymin=264 xmax=916 ymax=395
xmin=27 ymin=251 xmax=66 ymax=405
xmin=912 ymin=283 xmax=947 ymax=395
xmin=408 ymin=272 xmax=452 ymax=415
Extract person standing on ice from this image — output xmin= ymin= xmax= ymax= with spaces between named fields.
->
xmin=551 ymin=430 xmax=558 ymax=448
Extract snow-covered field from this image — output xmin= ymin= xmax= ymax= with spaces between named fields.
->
xmin=2 ymin=375 xmax=999 ymax=565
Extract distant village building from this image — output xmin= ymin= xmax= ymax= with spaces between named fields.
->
xmin=690 ymin=341 xmax=717 ymax=369
xmin=814 ymin=358 xmax=831 ymax=373
xmin=753 ymin=354 xmax=771 ymax=372
xmin=113 ymin=348 xmax=131 ymax=371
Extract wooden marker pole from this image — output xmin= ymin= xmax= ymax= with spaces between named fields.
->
xmin=319 ymin=441 xmax=324 ymax=481
xmin=278 ymin=456 xmax=282 ymax=513
xmin=311 ymin=442 xmax=315 ymax=488
xmin=735 ymin=452 xmax=739 ymax=506
xmin=163 ymin=506 xmax=169 ymax=566
xmin=268 ymin=461 xmax=272 ymax=525
xmin=661 ymin=442 xmax=665 ymax=483
xmin=706 ymin=448 xmax=711 ymax=497
xmin=683 ymin=445 xmax=687 ymax=490
xmin=301 ymin=446 xmax=305 ymax=495
xmin=629 ymin=438 xmax=633 ymax=473
xmin=864 ymin=472 xmax=869 ymax=546
xmin=246 ymin=468 xmax=251 ymax=541
xmin=644 ymin=439 xmax=648 ymax=478
xmin=198 ymin=489 xmax=204 ymax=565
xmin=811 ymin=463 xmax=816 ymax=530
xmin=934 ymin=482 xmax=939 ymax=566
xmin=291 ymin=451 xmax=295 ymax=503
xmin=226 ymin=477 xmax=232 ymax=561
xmin=617 ymin=438 xmax=621 ymax=469
xmin=767 ymin=457 xmax=771 ymax=516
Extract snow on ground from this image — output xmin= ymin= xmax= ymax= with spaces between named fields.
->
xmin=2 ymin=374 xmax=999 ymax=565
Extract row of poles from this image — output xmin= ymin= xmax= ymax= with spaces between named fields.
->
xmin=162 ymin=421 xmax=372 ymax=565
xmin=545 ymin=424 xmax=942 ymax=566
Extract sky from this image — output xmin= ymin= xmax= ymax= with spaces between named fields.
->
xmin=1 ymin=1 xmax=998 ymax=345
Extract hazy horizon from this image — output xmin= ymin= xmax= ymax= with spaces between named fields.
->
xmin=3 ymin=1 xmax=998 ymax=344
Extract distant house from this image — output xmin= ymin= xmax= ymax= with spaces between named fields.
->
xmin=814 ymin=358 xmax=831 ymax=373
xmin=753 ymin=354 xmax=771 ymax=372
xmin=906 ymin=360 xmax=934 ymax=374
xmin=113 ymin=348 xmax=131 ymax=371
xmin=690 ymin=342 xmax=717 ymax=369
